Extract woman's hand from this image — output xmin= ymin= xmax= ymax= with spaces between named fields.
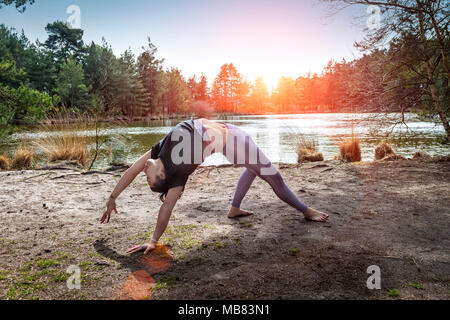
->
xmin=100 ymin=197 xmax=118 ymax=224
xmin=126 ymin=242 xmax=157 ymax=255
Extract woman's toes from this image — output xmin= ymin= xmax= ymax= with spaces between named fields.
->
xmin=228 ymin=208 xmax=254 ymax=218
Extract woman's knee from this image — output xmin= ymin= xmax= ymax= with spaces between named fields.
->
xmin=263 ymin=171 xmax=284 ymax=187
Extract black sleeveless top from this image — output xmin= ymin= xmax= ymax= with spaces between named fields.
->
xmin=150 ymin=120 xmax=210 ymax=189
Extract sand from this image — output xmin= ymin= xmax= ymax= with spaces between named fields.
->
xmin=0 ymin=158 xmax=449 ymax=300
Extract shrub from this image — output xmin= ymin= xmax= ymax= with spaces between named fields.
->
xmin=13 ymin=85 xmax=58 ymax=124
xmin=0 ymin=84 xmax=58 ymax=126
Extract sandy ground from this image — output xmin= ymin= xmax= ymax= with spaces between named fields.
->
xmin=0 ymin=158 xmax=449 ymax=300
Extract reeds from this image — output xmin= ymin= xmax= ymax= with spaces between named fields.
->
xmin=38 ymin=134 xmax=89 ymax=167
xmin=33 ymin=113 xmax=91 ymax=168
xmin=34 ymin=110 xmax=126 ymax=170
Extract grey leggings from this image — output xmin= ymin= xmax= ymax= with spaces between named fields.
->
xmin=222 ymin=124 xmax=308 ymax=213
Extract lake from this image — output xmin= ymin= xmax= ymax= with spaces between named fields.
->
xmin=1 ymin=113 xmax=448 ymax=169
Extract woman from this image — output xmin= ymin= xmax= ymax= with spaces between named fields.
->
xmin=100 ymin=119 xmax=328 ymax=254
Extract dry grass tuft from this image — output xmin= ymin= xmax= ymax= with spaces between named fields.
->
xmin=297 ymin=149 xmax=324 ymax=162
xmin=337 ymin=137 xmax=361 ymax=162
xmin=374 ymin=141 xmax=406 ymax=161
xmin=412 ymin=151 xmax=431 ymax=160
xmin=296 ymin=135 xmax=324 ymax=163
xmin=382 ymin=154 xmax=406 ymax=161
xmin=374 ymin=142 xmax=395 ymax=160
xmin=34 ymin=114 xmax=91 ymax=168
xmin=0 ymin=154 xmax=10 ymax=170
xmin=38 ymin=134 xmax=89 ymax=167
xmin=34 ymin=110 xmax=126 ymax=170
xmin=11 ymin=145 xmax=34 ymax=170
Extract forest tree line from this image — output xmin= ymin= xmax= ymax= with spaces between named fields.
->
xmin=0 ymin=0 xmax=449 ymax=140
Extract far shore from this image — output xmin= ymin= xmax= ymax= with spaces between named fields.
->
xmin=5 ymin=110 xmax=417 ymax=127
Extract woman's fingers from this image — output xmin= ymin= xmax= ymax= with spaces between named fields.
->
xmin=114 ymin=208 xmax=118 ymax=214
xmin=127 ymin=245 xmax=144 ymax=254
xmin=126 ymin=245 xmax=140 ymax=253
xmin=100 ymin=210 xmax=109 ymax=223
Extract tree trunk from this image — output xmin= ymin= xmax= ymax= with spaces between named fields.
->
xmin=425 ymin=0 xmax=450 ymax=87
xmin=417 ymin=1 xmax=450 ymax=140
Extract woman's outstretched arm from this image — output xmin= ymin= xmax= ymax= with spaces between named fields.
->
xmin=100 ymin=149 xmax=153 ymax=224
xmin=127 ymin=186 xmax=183 ymax=254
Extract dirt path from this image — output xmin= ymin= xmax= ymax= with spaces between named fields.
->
xmin=0 ymin=159 xmax=449 ymax=300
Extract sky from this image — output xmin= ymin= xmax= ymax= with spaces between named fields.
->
xmin=0 ymin=0 xmax=369 ymax=90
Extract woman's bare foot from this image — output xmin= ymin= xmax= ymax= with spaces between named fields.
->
xmin=303 ymin=207 xmax=329 ymax=222
xmin=228 ymin=206 xmax=254 ymax=219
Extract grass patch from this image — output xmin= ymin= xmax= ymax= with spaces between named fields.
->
xmin=388 ymin=289 xmax=400 ymax=297
xmin=37 ymin=259 xmax=61 ymax=269
xmin=154 ymin=274 xmax=181 ymax=291
xmin=52 ymin=271 xmax=70 ymax=283
xmin=157 ymin=224 xmax=203 ymax=250
xmin=185 ymin=256 xmax=211 ymax=265
xmin=410 ymin=283 xmax=424 ymax=290
xmin=1 ymin=255 xmax=96 ymax=300
xmin=79 ymin=261 xmax=93 ymax=270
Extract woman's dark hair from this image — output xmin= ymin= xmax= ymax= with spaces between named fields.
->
xmin=150 ymin=174 xmax=169 ymax=202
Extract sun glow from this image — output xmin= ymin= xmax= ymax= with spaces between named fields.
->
xmin=262 ymin=74 xmax=280 ymax=93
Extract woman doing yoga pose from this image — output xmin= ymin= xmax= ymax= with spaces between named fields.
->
xmin=100 ymin=119 xmax=328 ymax=254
